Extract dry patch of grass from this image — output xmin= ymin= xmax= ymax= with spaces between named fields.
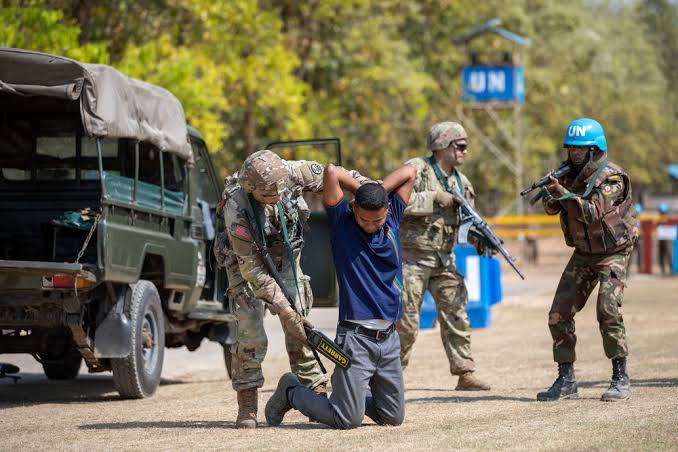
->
xmin=1 ymin=276 xmax=677 ymax=451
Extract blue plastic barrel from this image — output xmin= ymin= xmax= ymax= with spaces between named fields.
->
xmin=419 ymin=291 xmax=437 ymax=329
xmin=454 ymin=244 xmax=476 ymax=276
xmin=466 ymin=303 xmax=491 ymax=328
xmin=418 ymin=245 xmax=504 ymax=329
xmin=453 ymin=244 xmax=503 ymax=329
xmin=487 ymin=257 xmax=503 ymax=305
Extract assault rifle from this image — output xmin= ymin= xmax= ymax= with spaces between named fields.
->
xmin=450 ymin=185 xmax=526 ymax=280
xmin=520 ymin=163 xmax=571 ymax=205
xmin=244 ymin=198 xmax=351 ymax=372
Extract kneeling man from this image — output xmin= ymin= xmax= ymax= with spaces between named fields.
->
xmin=265 ymin=163 xmax=416 ymax=429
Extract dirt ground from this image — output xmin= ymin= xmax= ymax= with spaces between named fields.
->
xmin=2 ymin=243 xmax=677 ymax=451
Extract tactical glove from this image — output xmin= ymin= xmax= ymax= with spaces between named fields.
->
xmin=469 ymin=230 xmax=498 ymax=257
xmin=546 ymin=176 xmax=568 ymax=197
xmin=279 ymin=306 xmax=311 ymax=344
xmin=434 ymin=191 xmax=464 ymax=208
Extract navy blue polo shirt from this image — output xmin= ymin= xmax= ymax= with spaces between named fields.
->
xmin=325 ymin=193 xmax=407 ymax=322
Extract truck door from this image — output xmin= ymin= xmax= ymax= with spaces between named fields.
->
xmin=265 ymin=138 xmax=342 ymax=307
xmin=188 ymin=136 xmax=227 ymax=304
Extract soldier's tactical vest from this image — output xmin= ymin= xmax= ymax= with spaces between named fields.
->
xmin=222 ymin=179 xmax=307 ymax=247
xmin=263 ymin=189 xmax=308 ymax=252
xmin=559 ymin=161 xmax=636 ymax=255
xmin=215 ymin=178 xmax=309 ymax=276
xmin=400 ymin=158 xmax=473 ymax=253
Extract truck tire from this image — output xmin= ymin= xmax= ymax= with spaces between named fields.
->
xmin=111 ymin=280 xmax=165 ymax=399
xmin=42 ymin=352 xmax=82 ymax=380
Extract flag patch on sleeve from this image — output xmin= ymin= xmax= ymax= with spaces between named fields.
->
xmin=233 ymin=225 xmax=253 ymax=241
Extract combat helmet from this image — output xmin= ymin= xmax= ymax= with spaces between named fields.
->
xmin=427 ymin=121 xmax=468 ymax=151
xmin=658 ymin=202 xmax=669 ymax=214
xmin=563 ymin=118 xmax=607 ymax=151
xmin=238 ymin=150 xmax=289 ymax=195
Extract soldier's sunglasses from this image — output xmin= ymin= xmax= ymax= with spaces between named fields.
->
xmin=564 ymin=146 xmax=590 ymax=152
xmin=452 ymin=142 xmax=468 ymax=151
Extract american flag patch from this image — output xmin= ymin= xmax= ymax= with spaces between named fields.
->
xmin=233 ymin=225 xmax=253 ymax=241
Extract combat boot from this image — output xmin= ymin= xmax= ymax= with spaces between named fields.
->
xmin=312 ymin=381 xmax=328 ymax=397
xmin=236 ymin=388 xmax=258 ymax=429
xmin=308 ymin=381 xmax=328 ymax=423
xmin=601 ymin=357 xmax=631 ymax=402
xmin=537 ymin=362 xmax=579 ymax=401
xmin=265 ymin=373 xmax=301 ymax=426
xmin=455 ymin=372 xmax=491 ymax=391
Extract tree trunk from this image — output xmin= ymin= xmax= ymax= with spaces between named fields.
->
xmin=74 ymin=0 xmax=92 ymax=45
xmin=243 ymin=91 xmax=257 ymax=158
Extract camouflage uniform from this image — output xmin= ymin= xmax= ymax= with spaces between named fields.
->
xmin=543 ymin=157 xmax=638 ymax=364
xmin=215 ymin=154 xmax=367 ymax=392
xmin=396 ymin=157 xmax=477 ymax=374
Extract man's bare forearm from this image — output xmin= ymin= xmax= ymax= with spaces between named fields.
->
xmin=382 ymin=163 xmax=416 ymax=204
xmin=323 ymin=164 xmax=360 ymax=205
xmin=382 ymin=164 xmax=416 ymax=193
xmin=333 ymin=166 xmax=362 ymax=194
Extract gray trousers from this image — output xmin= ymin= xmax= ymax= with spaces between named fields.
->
xmin=288 ymin=325 xmax=405 ymax=429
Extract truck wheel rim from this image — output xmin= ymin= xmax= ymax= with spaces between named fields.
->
xmin=141 ymin=310 xmax=159 ymax=374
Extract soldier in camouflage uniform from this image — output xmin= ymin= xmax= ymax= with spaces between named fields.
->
xmin=215 ymin=150 xmax=368 ymax=428
xmin=396 ymin=121 xmax=491 ymax=391
xmin=537 ymin=118 xmax=638 ymax=402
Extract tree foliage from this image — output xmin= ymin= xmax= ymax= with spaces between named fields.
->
xmin=0 ymin=0 xmax=108 ymax=62
xmin=2 ymin=0 xmax=676 ymax=212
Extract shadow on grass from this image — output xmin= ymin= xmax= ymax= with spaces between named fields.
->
xmin=406 ymin=388 xmax=463 ymax=392
xmin=265 ymin=422 xmax=331 ymax=430
xmin=578 ymin=377 xmax=678 ymax=388
xmin=80 ymin=420 xmax=235 ymax=430
xmin=80 ymin=420 xmax=379 ymax=431
xmin=407 ymin=394 xmax=533 ymax=403
xmin=0 ymin=373 xmax=196 ymax=407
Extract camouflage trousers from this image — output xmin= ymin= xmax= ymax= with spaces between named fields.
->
xmin=549 ymin=248 xmax=631 ymax=364
xmin=229 ymin=275 xmax=325 ymax=392
xmin=396 ymin=260 xmax=475 ymax=375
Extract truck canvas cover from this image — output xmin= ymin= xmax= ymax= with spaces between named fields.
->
xmin=0 ymin=47 xmax=193 ymax=164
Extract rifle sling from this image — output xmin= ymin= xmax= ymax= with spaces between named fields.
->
xmin=276 ymin=203 xmax=305 ymax=316
xmin=246 ymin=194 xmax=327 ymax=373
xmin=427 ymin=156 xmax=464 ymax=199
xmin=426 ymin=157 xmax=525 ymax=279
xmin=556 ymin=158 xmax=608 ymax=201
xmin=245 ymin=194 xmax=296 ymax=304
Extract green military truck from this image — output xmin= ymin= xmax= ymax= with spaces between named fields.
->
xmin=0 ymin=48 xmax=235 ymax=398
